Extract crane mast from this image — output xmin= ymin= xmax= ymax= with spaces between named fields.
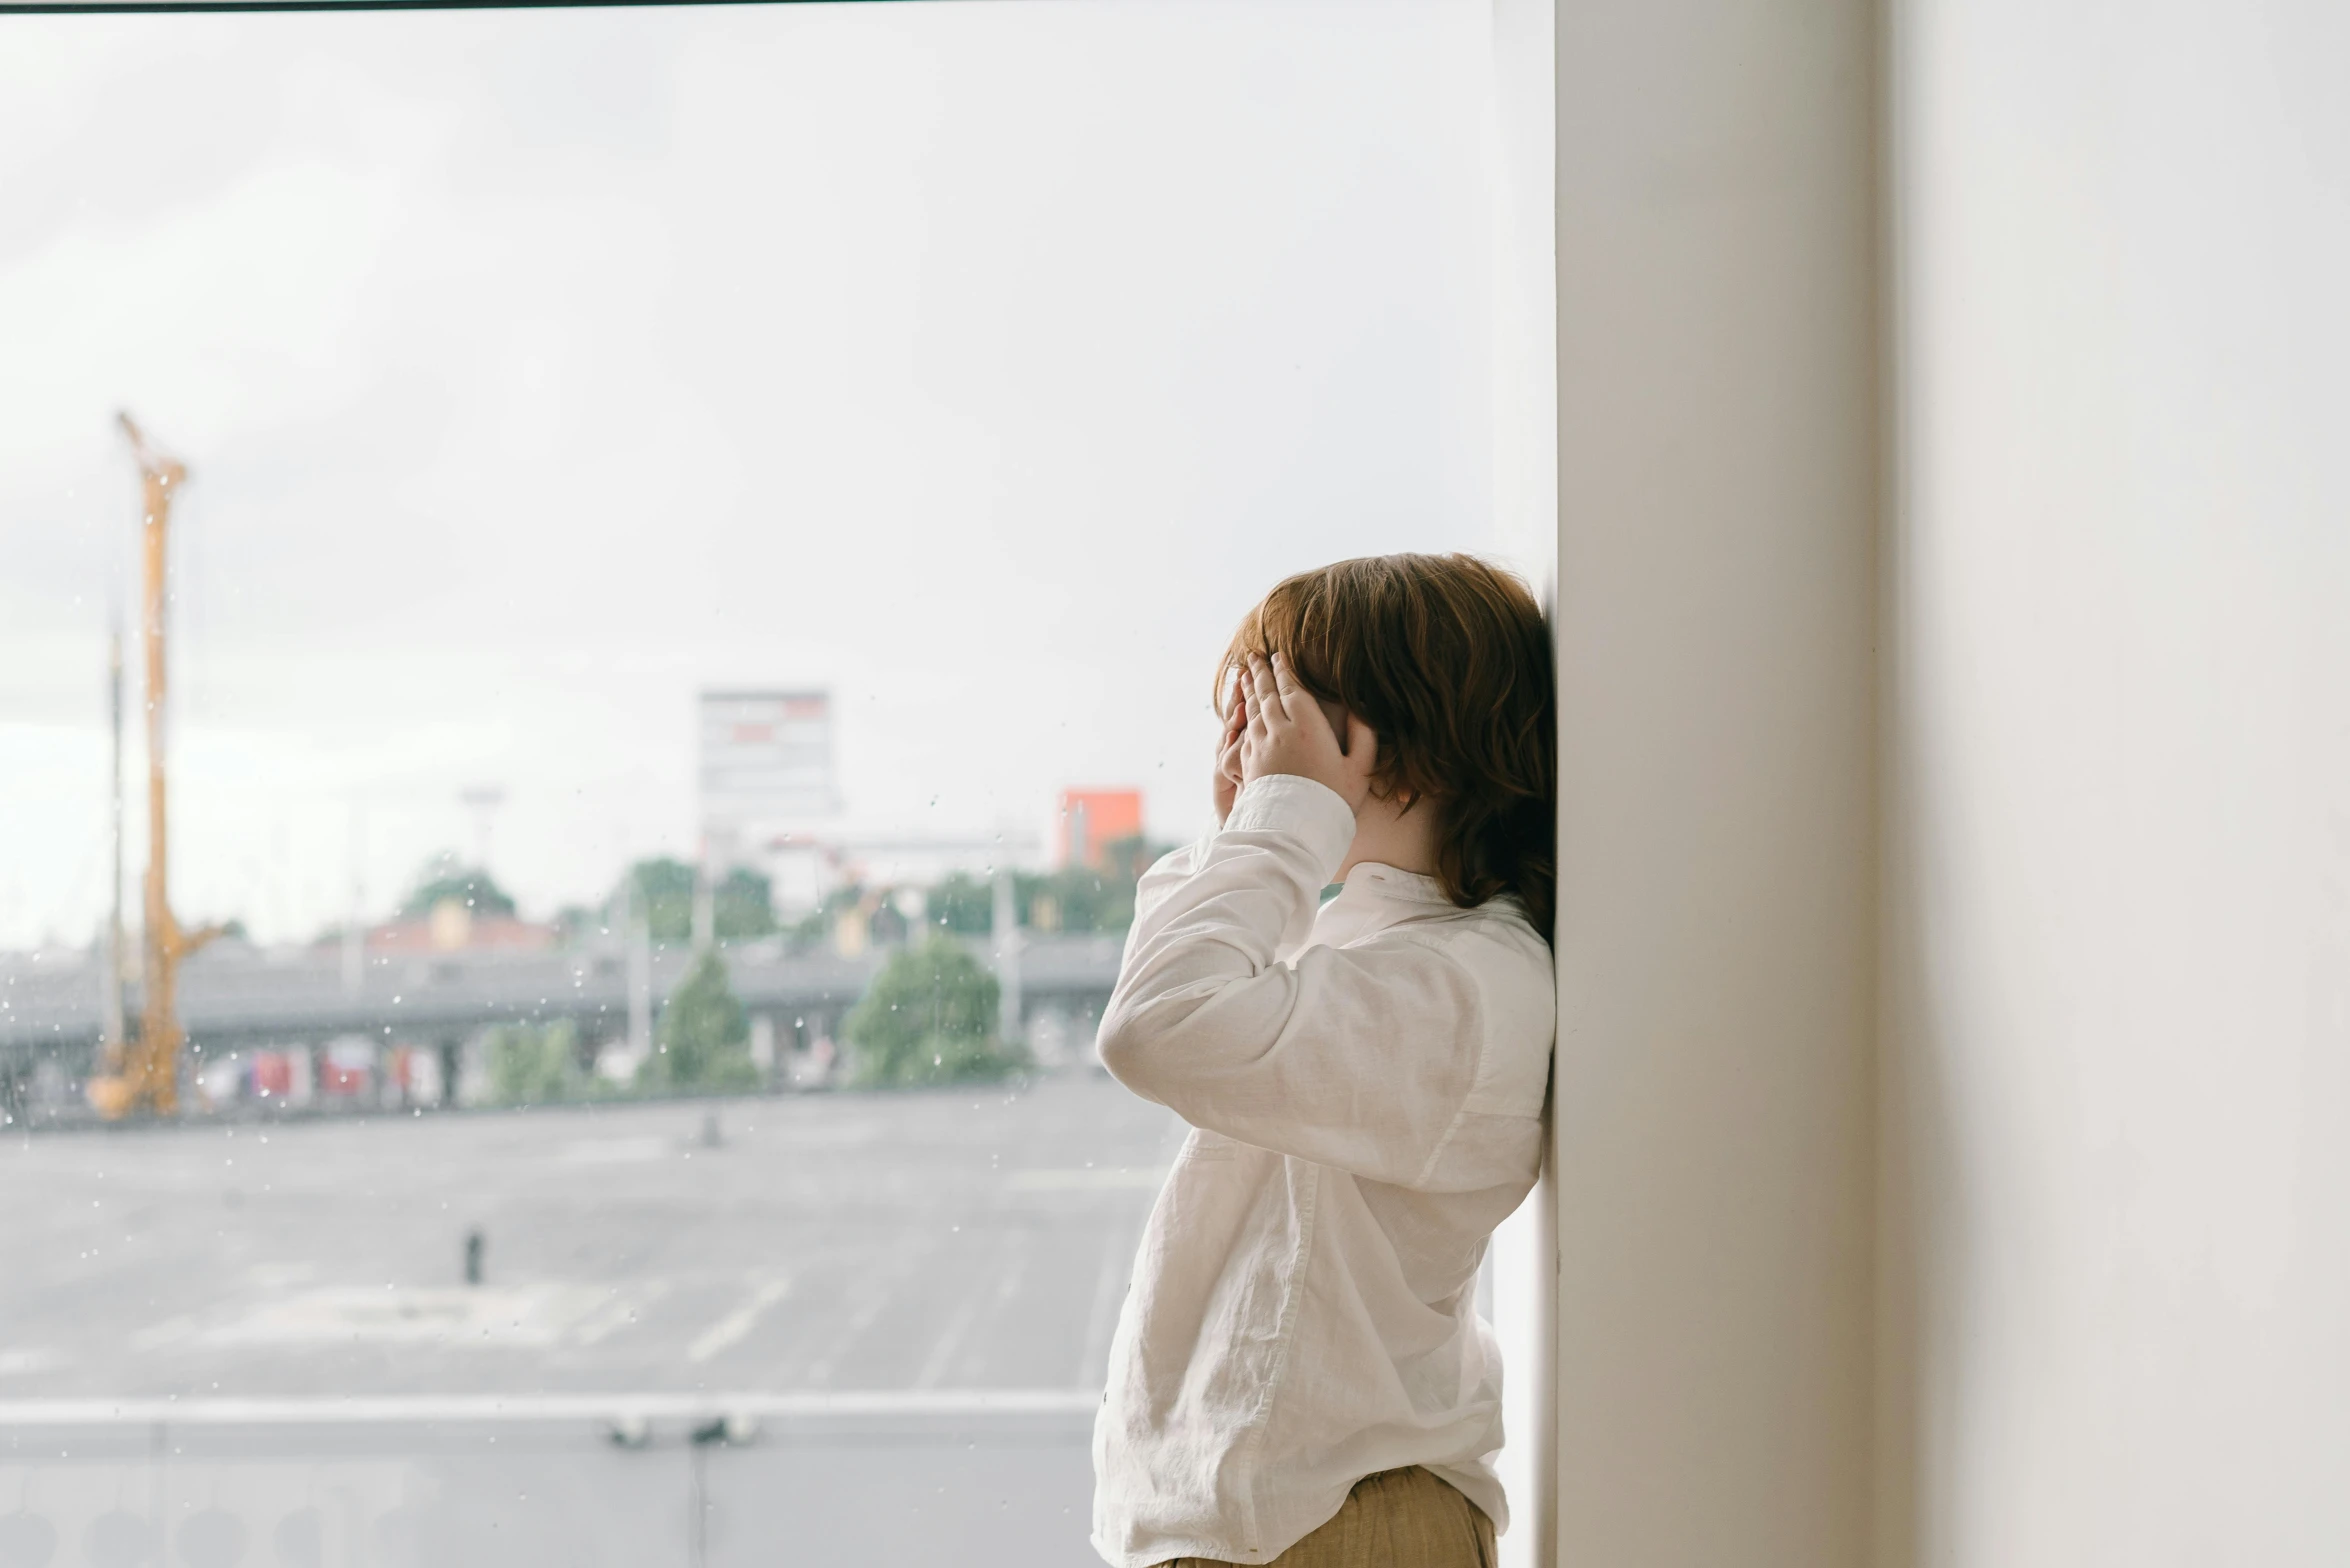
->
xmin=95 ymin=413 xmax=218 ymax=1119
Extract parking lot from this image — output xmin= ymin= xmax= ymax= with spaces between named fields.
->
xmin=0 ymin=1075 xmax=1185 ymax=1566
xmin=1 ymin=1074 xmax=1181 ymax=1401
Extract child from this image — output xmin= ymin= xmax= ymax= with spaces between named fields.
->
xmin=1092 ymin=554 xmax=1556 ymax=1568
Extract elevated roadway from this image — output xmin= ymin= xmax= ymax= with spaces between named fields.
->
xmin=0 ymin=934 xmax=1123 ymax=1066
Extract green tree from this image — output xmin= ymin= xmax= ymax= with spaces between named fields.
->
xmin=784 ymin=883 xmax=914 ymax=950
xmin=842 ymin=934 xmax=1027 ymax=1088
xmin=641 ymin=950 xmax=761 ymax=1093
xmin=713 ymin=866 xmax=778 ymax=940
xmin=611 ymin=860 xmax=777 ymax=944
xmin=486 ymin=1021 xmax=592 ymax=1106
xmin=923 ymin=873 xmax=995 ymax=936
xmin=1039 ymin=833 xmax=1173 ymax=930
xmin=402 ymin=857 xmax=519 ymax=919
xmin=923 ymin=836 xmax=1172 ymax=937
xmin=552 ymin=903 xmax=600 ymax=943
xmin=617 ymin=857 xmax=697 ymax=944
xmin=786 ymin=883 xmax=859 ymax=947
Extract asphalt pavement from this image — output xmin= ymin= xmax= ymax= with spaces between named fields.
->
xmin=1 ymin=1074 xmax=1182 ymax=1402
xmin=0 ymin=1075 xmax=1185 ymax=1566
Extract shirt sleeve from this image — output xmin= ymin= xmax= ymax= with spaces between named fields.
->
xmin=1093 ymin=773 xmax=1492 ymax=1190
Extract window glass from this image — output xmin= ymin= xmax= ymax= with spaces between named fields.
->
xmin=0 ymin=2 xmax=1528 ymax=1559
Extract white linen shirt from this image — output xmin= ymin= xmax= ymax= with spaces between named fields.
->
xmin=1089 ymin=774 xmax=1556 ymax=1568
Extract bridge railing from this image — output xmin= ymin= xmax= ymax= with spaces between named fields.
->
xmin=0 ymin=1390 xmax=1102 ymax=1568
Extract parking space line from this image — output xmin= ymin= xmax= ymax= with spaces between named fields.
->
xmin=914 ymin=1230 xmax=1031 ymax=1390
xmin=687 ymin=1279 xmax=791 ymax=1364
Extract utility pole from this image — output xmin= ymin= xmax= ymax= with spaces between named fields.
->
xmin=109 ymin=413 xmax=219 ymax=1119
xmin=97 ymin=622 xmax=127 ymax=1060
xmin=992 ymin=865 xmax=1022 ymax=1047
xmin=622 ymin=874 xmax=654 ymax=1067
xmin=458 ymin=785 xmax=505 ymax=878
xmin=692 ymin=860 xmax=715 ymax=953
xmin=342 ymin=802 xmax=366 ymax=998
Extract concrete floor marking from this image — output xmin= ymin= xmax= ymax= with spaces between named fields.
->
xmin=572 ymin=1281 xmax=670 ymax=1347
xmin=556 ymin=1135 xmax=673 ymax=1166
xmin=201 ymin=1284 xmax=611 ymax=1349
xmin=914 ymin=1231 xmax=1030 ymax=1390
xmin=128 ymin=1316 xmax=197 ymax=1352
xmin=800 ymin=1230 xmax=943 ymax=1387
xmin=686 ymin=1279 xmax=791 ymax=1364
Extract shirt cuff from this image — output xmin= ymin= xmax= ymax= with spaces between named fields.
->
xmin=1222 ymin=774 xmax=1356 ymax=881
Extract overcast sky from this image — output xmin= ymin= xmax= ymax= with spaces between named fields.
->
xmin=0 ymin=0 xmax=1522 ymax=948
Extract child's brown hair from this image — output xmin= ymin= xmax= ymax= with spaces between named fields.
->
xmin=1216 ymin=553 xmax=1555 ymax=942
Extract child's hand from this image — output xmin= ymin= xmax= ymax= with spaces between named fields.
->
xmin=1213 ymin=680 xmax=1247 ymax=825
xmin=1241 ymin=651 xmax=1378 ymax=813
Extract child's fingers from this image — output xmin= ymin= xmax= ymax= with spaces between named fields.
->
xmin=1269 ymin=652 xmax=1317 ymax=731
xmin=1249 ymin=653 xmax=1287 ymax=724
xmin=1268 ymin=653 xmax=1343 ymax=748
xmin=1273 ymin=653 xmax=1346 ymax=749
xmin=1270 ymin=651 xmax=1304 ymax=698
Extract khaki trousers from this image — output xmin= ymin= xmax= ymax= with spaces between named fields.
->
xmin=1155 ymin=1467 xmax=1497 ymax=1568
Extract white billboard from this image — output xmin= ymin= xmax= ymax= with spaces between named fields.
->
xmin=699 ymin=690 xmax=839 ymax=838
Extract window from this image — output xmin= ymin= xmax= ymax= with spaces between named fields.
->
xmin=0 ymin=3 xmax=1535 ymax=1562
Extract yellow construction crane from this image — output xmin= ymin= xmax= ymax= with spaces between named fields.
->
xmin=89 ymin=414 xmax=220 ymax=1119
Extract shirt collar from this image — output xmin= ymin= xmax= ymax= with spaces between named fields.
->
xmin=1338 ymin=862 xmax=1452 ymax=906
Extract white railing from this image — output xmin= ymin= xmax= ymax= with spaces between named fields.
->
xmin=0 ymin=1389 xmax=1102 ymax=1568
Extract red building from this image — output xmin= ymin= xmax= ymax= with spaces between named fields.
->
xmin=1059 ymin=788 xmax=1144 ymax=870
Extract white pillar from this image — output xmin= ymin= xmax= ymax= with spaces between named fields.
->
xmin=1484 ymin=1 xmax=1559 ymax=1561
xmin=1550 ymin=3 xmax=1880 ymax=1565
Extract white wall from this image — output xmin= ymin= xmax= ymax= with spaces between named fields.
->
xmin=1550 ymin=3 xmax=1879 ymax=1565
xmin=1887 ymin=3 xmax=2350 ymax=1563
